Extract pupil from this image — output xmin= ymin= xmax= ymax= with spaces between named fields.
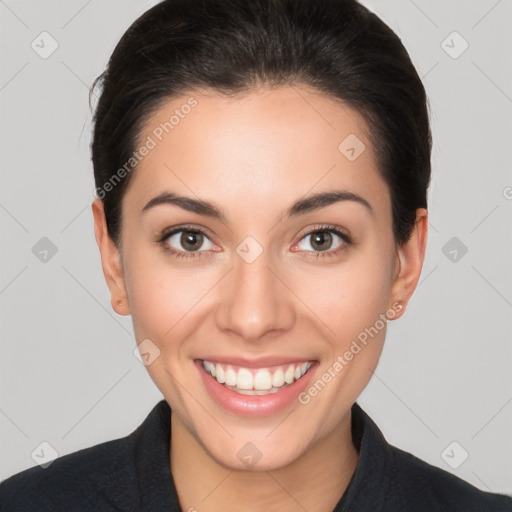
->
xmin=312 ymin=232 xmax=332 ymax=251
xmin=182 ymin=231 xmax=202 ymax=250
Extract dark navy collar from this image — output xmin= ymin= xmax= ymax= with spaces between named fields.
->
xmin=3 ymin=398 xmax=509 ymax=510
xmin=99 ymin=399 xmax=392 ymax=511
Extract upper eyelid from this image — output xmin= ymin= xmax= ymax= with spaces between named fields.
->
xmin=160 ymin=224 xmax=349 ymax=247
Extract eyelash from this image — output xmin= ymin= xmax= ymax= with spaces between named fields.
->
xmin=157 ymin=224 xmax=352 ymax=261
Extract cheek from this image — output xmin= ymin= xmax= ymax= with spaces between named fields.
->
xmin=124 ymin=229 xmax=395 ymax=349
xmin=296 ymin=250 xmax=394 ymax=342
xmin=124 ymin=247 xmax=217 ymax=341
xmin=291 ymin=252 xmax=394 ymax=429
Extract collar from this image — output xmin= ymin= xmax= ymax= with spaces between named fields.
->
xmin=98 ymin=399 xmax=393 ymax=511
xmin=333 ymin=401 xmax=394 ymax=511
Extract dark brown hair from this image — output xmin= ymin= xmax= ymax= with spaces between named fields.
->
xmin=90 ymin=0 xmax=431 ymax=247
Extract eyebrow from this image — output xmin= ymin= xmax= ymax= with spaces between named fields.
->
xmin=141 ymin=189 xmax=374 ymax=222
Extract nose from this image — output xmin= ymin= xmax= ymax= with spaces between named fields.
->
xmin=215 ymin=246 xmax=295 ymax=343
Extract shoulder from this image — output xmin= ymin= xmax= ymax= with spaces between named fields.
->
xmin=388 ymin=444 xmax=512 ymax=511
xmin=0 ymin=434 xmax=137 ymax=512
xmin=350 ymin=402 xmax=512 ymax=511
xmin=0 ymin=400 xmax=173 ymax=512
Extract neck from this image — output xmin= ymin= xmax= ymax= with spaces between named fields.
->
xmin=170 ymin=411 xmax=359 ymax=512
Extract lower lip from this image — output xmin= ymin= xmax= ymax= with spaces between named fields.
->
xmin=195 ymin=359 xmax=317 ymax=418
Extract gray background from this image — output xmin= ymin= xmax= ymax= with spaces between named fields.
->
xmin=1 ymin=0 xmax=511 ymax=495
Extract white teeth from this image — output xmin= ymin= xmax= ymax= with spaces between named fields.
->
xmin=237 ymin=368 xmax=253 ymax=390
xmin=284 ymin=365 xmax=295 ymax=384
xmin=253 ymin=370 xmax=272 ymax=390
xmin=272 ymin=367 xmax=285 ymax=388
xmin=236 ymin=387 xmax=282 ymax=395
xmin=225 ymin=367 xmax=237 ymax=386
xmin=215 ymin=363 xmax=225 ymax=384
xmin=202 ymin=359 xmax=313 ymax=393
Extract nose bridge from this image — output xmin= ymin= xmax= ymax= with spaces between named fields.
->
xmin=216 ymin=238 xmax=294 ymax=340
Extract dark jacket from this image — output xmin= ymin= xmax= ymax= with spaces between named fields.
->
xmin=1 ymin=399 xmax=511 ymax=511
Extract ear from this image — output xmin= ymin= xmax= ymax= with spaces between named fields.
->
xmin=91 ymin=199 xmax=130 ymax=316
xmin=388 ymin=208 xmax=428 ymax=320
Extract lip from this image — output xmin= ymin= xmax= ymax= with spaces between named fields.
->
xmin=198 ymin=355 xmax=314 ymax=369
xmin=195 ymin=358 xmax=318 ymax=418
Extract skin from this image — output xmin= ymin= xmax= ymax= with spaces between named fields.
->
xmin=92 ymin=84 xmax=428 ymax=512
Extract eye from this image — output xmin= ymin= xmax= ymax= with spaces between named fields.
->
xmin=158 ymin=225 xmax=215 ymax=260
xmin=157 ymin=223 xmax=352 ymax=261
xmin=294 ymin=225 xmax=352 ymax=258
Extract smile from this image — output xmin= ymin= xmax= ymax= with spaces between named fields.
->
xmin=201 ymin=359 xmax=313 ymax=395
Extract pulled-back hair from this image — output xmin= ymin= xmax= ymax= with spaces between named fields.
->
xmin=90 ymin=0 xmax=431 ymax=247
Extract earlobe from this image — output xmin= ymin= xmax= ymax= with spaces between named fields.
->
xmin=388 ymin=208 xmax=428 ymax=320
xmin=91 ymin=199 xmax=130 ymax=316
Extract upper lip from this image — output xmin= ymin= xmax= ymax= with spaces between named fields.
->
xmin=197 ymin=356 xmax=317 ymax=368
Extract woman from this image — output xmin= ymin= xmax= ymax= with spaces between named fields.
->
xmin=1 ymin=0 xmax=511 ymax=510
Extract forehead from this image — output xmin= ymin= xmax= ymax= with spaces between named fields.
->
xmin=123 ymin=85 xmax=390 ymax=220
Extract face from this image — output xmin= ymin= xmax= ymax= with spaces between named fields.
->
xmin=93 ymin=85 xmax=426 ymax=471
